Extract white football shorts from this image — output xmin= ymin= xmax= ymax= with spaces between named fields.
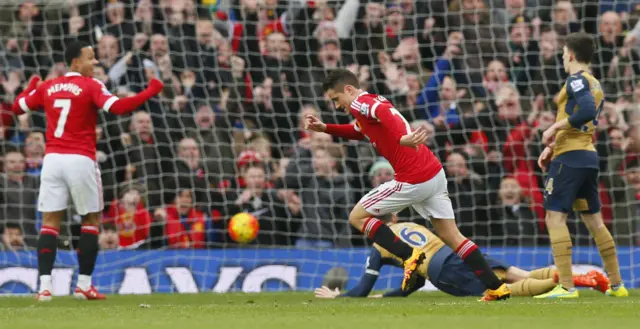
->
xmin=359 ymin=169 xmax=455 ymax=220
xmin=38 ymin=153 xmax=103 ymax=215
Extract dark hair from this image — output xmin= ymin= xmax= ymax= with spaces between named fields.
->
xmin=3 ymin=145 xmax=23 ymax=155
xmin=1 ymin=222 xmax=21 ymax=234
xmin=102 ymin=223 xmax=117 ymax=232
xmin=64 ymin=40 xmax=92 ymax=66
xmin=565 ymin=32 xmax=594 ymax=64
xmin=322 ymin=69 xmax=360 ymax=92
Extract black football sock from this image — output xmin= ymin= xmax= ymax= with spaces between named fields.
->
xmin=363 ymin=217 xmax=412 ymax=260
xmin=455 ymin=239 xmax=504 ymax=290
xmin=37 ymin=226 xmax=59 ymax=276
xmin=77 ymin=225 xmax=99 ymax=276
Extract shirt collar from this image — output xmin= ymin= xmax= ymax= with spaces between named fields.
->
xmin=65 ymin=72 xmax=82 ymax=77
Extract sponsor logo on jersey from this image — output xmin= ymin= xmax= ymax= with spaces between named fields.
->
xmin=359 ymin=103 xmax=370 ymax=117
xmin=570 ymin=79 xmax=584 ymax=92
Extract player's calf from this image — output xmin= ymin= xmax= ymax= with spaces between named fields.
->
xmin=432 ymin=218 xmax=505 ymax=292
xmin=36 ymin=211 xmax=64 ymax=301
xmin=349 ymin=205 xmax=412 ymax=260
xmin=75 ymin=212 xmax=104 ymax=299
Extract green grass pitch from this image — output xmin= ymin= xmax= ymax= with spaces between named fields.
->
xmin=0 ymin=290 xmax=638 ymax=329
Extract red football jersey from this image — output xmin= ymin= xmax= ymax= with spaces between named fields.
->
xmin=15 ymin=72 xmax=119 ymax=160
xmin=350 ymin=92 xmax=442 ymax=184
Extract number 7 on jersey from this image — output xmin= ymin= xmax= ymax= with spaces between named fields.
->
xmin=53 ymin=99 xmax=71 ymax=138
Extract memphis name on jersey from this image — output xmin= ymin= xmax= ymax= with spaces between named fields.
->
xmin=47 ymin=83 xmax=83 ymax=96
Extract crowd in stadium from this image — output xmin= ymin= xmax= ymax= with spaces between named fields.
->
xmin=0 ymin=0 xmax=639 ymax=251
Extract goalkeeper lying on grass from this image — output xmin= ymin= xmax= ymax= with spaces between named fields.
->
xmin=315 ymin=215 xmax=608 ymax=299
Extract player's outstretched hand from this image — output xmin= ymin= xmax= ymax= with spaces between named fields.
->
xmin=147 ymin=78 xmax=165 ymax=94
xmin=537 ymin=146 xmax=553 ymax=172
xmin=399 ymin=126 xmax=427 ymax=150
xmin=314 ymin=286 xmax=340 ymax=299
xmin=304 ymin=114 xmax=327 ymax=132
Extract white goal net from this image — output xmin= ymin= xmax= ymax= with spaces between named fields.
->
xmin=0 ymin=0 xmax=638 ymax=295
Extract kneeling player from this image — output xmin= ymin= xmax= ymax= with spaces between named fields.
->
xmin=315 ymin=217 xmax=604 ymax=299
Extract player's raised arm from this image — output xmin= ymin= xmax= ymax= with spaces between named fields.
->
xmin=306 ymin=114 xmax=365 ymax=140
xmin=92 ymin=78 xmax=164 ymax=115
xmin=11 ymin=76 xmax=43 ymax=115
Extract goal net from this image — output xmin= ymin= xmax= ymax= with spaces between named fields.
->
xmin=1 ymin=0 xmax=639 ymax=295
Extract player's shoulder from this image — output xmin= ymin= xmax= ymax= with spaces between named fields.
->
xmin=353 ymin=92 xmax=392 ymax=118
xmin=566 ymin=72 xmax=592 ymax=94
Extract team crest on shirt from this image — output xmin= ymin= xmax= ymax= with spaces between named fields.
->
xmin=377 ymin=95 xmax=387 ymax=102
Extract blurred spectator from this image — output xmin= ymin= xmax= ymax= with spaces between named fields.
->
xmin=508 ymin=15 xmax=540 ymax=95
xmin=551 ymin=0 xmax=580 ymax=36
xmin=369 ymin=158 xmax=394 ymax=189
xmin=528 ymin=27 xmax=566 ymax=99
xmin=97 ymin=34 xmax=120 ymax=70
xmin=227 ymin=164 xmax=291 ymax=245
xmin=295 ymin=145 xmax=353 ymax=248
xmin=164 ymin=137 xmax=222 ymax=212
xmin=2 ymin=2 xmax=46 ymax=77
xmin=0 ymin=148 xmax=38 ymax=246
xmin=0 ymin=0 xmax=639 ymax=249
xmin=23 ymin=131 xmax=44 ymax=176
xmin=103 ymin=184 xmax=152 ymax=250
xmin=445 ymin=151 xmax=490 ymax=243
xmin=447 ymin=0 xmax=509 ymax=93
xmin=416 ymin=31 xmax=465 ymax=124
xmin=0 ymin=222 xmax=26 ymax=251
xmin=99 ymin=224 xmax=120 ymax=250
xmin=121 ymin=111 xmax=170 ymax=208
xmin=102 ymin=1 xmax=136 ymax=51
xmin=156 ymin=186 xmax=207 ymax=249
xmin=493 ymin=177 xmax=538 ymax=245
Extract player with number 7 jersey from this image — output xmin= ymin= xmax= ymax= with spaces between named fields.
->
xmin=309 ymin=69 xmax=511 ymax=301
xmin=11 ymin=41 xmax=164 ymax=302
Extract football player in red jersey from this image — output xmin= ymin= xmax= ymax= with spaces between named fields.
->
xmin=12 ymin=41 xmax=164 ymax=301
xmin=305 ymin=69 xmax=510 ymax=301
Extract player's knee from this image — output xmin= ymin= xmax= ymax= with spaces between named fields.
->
xmin=431 ymin=218 xmax=464 ymax=245
xmin=580 ymin=212 xmax=605 ymax=232
xmin=41 ymin=211 xmax=64 ymax=229
xmin=81 ymin=212 xmax=101 ymax=226
xmin=348 ymin=206 xmax=368 ymax=230
xmin=544 ymin=211 xmax=567 ymax=227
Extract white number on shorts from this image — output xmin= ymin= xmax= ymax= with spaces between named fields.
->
xmin=389 ymin=108 xmax=412 ymax=134
xmin=53 ymin=99 xmax=71 ymax=138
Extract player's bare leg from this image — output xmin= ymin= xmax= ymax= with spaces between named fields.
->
xmin=580 ymin=212 xmax=628 ymax=297
xmin=431 ymin=218 xmax=510 ymax=301
xmin=74 ymin=211 xmax=106 ymax=300
xmin=349 ymin=205 xmax=424 ymax=291
xmin=36 ymin=210 xmax=65 ymax=301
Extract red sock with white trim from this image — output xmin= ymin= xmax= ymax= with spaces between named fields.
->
xmin=77 ymin=225 xmax=99 ymax=290
xmin=455 ymin=239 xmax=503 ymax=290
xmin=362 ymin=217 xmax=412 ymax=260
xmin=37 ymin=226 xmax=59 ymax=292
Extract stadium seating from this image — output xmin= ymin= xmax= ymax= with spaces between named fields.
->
xmin=0 ymin=0 xmax=639 ymax=294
